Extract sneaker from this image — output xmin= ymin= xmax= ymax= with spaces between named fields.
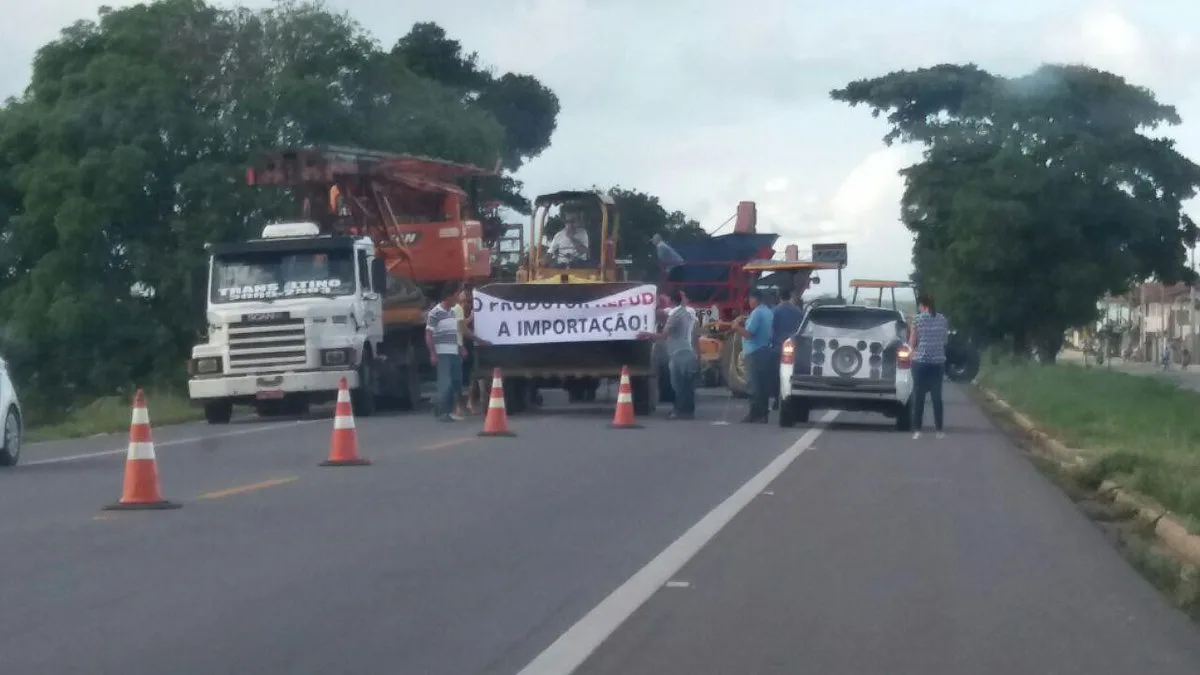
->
xmin=449 ymin=413 xmax=465 ymax=421
xmin=439 ymin=415 xmax=457 ymax=423
xmin=935 ymin=431 xmax=946 ymax=440
xmin=912 ymin=431 xmax=922 ymax=440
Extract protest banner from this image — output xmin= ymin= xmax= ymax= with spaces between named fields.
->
xmin=473 ymin=283 xmax=657 ymax=345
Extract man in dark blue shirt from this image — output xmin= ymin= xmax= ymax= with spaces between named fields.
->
xmin=768 ymin=288 xmax=804 ymax=410
xmin=771 ymin=288 xmax=804 ymax=348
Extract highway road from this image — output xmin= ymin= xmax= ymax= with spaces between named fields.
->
xmin=2 ymin=386 xmax=1199 ymax=675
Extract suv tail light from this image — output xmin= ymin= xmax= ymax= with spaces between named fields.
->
xmin=897 ymin=345 xmax=912 ymax=369
xmin=781 ymin=338 xmax=795 ymax=365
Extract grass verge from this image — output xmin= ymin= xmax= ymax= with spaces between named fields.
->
xmin=976 ymin=391 xmax=1200 ymax=622
xmin=26 ymin=389 xmax=202 ymax=443
xmin=977 ymin=359 xmax=1200 ymax=530
xmin=1031 ymin=453 xmax=1200 ymax=622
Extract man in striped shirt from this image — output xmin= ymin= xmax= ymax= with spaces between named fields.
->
xmin=427 ymin=285 xmax=469 ymax=422
xmin=907 ymin=292 xmax=950 ymax=439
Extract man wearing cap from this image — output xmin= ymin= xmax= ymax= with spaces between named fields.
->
xmin=732 ymin=289 xmax=774 ymax=423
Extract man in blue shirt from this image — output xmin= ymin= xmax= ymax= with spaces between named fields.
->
xmin=732 ymin=289 xmax=774 ymax=423
xmin=768 ymin=288 xmax=805 ymax=410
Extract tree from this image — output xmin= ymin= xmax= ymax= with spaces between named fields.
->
xmin=831 ymin=64 xmax=1200 ymax=361
xmin=0 ymin=0 xmax=553 ymax=418
xmin=392 ymin=21 xmax=561 ymax=213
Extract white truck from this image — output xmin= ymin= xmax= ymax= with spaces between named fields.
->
xmin=187 ymin=221 xmax=422 ymax=423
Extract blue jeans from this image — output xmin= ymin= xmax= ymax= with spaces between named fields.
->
xmin=669 ymin=350 xmax=699 ymax=415
xmin=911 ymin=361 xmax=945 ymax=431
xmin=745 ymin=347 xmax=773 ymax=420
xmin=435 ymin=352 xmax=463 ymax=417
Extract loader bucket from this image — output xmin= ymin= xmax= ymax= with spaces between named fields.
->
xmin=472 ymin=280 xmax=657 ymax=379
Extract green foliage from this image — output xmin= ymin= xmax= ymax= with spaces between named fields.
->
xmin=833 ymin=64 xmax=1200 ymax=360
xmin=26 ymin=388 xmax=203 ymax=441
xmin=0 ymin=0 xmax=559 ymax=420
xmin=609 ymin=187 xmax=709 ymax=280
xmin=391 ymin=21 xmax=561 ymax=213
xmin=978 ymin=360 xmax=1200 ymax=528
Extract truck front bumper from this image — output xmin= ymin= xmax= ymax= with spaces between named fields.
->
xmin=188 ymin=369 xmax=359 ymax=402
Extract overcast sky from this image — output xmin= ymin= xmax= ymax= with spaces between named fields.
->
xmin=4 ymin=0 xmax=1199 ymax=292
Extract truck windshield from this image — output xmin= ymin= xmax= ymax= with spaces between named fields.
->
xmin=210 ymin=249 xmax=356 ymax=303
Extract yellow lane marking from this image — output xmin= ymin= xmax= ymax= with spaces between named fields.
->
xmin=420 ymin=437 xmax=476 ymax=451
xmin=197 ymin=476 xmax=299 ymax=500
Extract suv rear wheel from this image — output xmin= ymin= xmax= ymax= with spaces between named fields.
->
xmin=778 ymin=397 xmax=810 ymax=428
xmin=894 ymin=399 xmax=913 ymax=431
xmin=0 ymin=406 xmax=21 ymax=466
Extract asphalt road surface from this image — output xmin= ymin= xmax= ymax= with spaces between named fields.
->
xmin=3 ymin=386 xmax=1199 ymax=675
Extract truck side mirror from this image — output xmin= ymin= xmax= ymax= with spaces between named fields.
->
xmin=371 ymin=257 xmax=387 ymax=293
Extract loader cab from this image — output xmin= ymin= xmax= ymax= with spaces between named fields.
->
xmin=527 ymin=191 xmax=620 ymax=283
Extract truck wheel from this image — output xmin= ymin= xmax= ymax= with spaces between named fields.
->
xmin=631 ymin=375 xmax=657 ymax=416
xmin=352 ymin=357 xmax=377 ymax=417
xmin=204 ymin=401 xmax=233 ymax=425
xmin=504 ymin=377 xmax=528 ymax=414
xmin=396 ymin=343 xmax=422 ymax=411
xmin=721 ymin=339 xmax=748 ymax=398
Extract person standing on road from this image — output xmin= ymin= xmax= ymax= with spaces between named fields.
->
xmin=427 ymin=285 xmax=468 ymax=422
xmin=769 ymin=288 xmax=805 ymax=411
xmin=638 ymin=289 xmax=700 ymax=419
xmin=908 ymin=292 xmax=949 ymax=439
xmin=455 ymin=285 xmax=481 ymax=415
xmin=732 ymin=289 xmax=774 ymax=423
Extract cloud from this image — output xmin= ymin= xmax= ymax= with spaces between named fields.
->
xmin=4 ymin=0 xmax=1200 ymax=286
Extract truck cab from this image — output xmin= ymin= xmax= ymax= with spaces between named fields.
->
xmin=188 ymin=221 xmax=389 ymax=423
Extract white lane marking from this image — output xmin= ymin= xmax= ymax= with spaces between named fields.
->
xmin=664 ymin=581 xmax=690 ymax=588
xmin=25 ymin=419 xmax=326 ymax=466
xmin=516 ymin=410 xmax=839 ymax=675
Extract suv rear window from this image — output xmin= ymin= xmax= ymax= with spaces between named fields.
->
xmin=802 ymin=307 xmax=904 ymax=333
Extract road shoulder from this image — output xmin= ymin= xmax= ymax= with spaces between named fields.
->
xmin=573 ymin=387 xmax=1200 ymax=675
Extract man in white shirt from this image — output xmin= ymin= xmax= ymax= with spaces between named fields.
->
xmin=547 ymin=212 xmax=590 ymax=267
xmin=638 ymin=289 xmax=700 ymax=419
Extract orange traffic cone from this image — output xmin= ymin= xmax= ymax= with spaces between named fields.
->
xmin=104 ymin=389 xmax=181 ymax=511
xmin=478 ymin=368 xmax=516 ymax=437
xmin=321 ymin=377 xmax=371 ymax=466
xmin=609 ymin=366 xmax=643 ymax=429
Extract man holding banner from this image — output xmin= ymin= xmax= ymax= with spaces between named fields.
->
xmin=638 ymin=289 xmax=699 ymax=419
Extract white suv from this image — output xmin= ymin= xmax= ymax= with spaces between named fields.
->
xmin=778 ymin=305 xmax=914 ymax=430
xmin=0 ymin=354 xmax=23 ymax=466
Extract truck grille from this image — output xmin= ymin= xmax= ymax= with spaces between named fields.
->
xmin=227 ymin=318 xmax=308 ymax=373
